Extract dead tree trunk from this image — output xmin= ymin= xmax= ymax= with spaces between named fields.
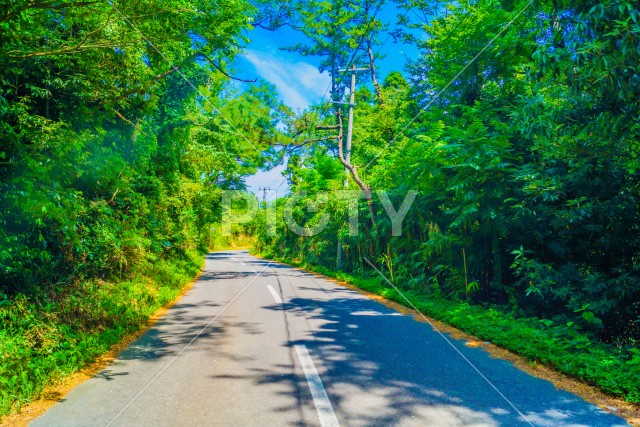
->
xmin=336 ymin=110 xmax=376 ymax=227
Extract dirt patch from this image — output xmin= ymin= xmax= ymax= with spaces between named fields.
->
xmin=1 ymin=270 xmax=203 ymax=427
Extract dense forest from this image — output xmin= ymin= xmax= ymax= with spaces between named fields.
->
xmin=0 ymin=0 xmax=284 ymax=414
xmin=1 ymin=0 xmax=639 ymax=417
xmin=253 ymin=0 xmax=640 ymax=403
xmin=256 ymin=0 xmax=640 ymax=343
xmin=0 ymin=0 xmax=285 ymax=292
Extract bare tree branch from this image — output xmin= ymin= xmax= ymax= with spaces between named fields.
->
xmin=367 ymin=41 xmax=384 ymax=104
xmin=112 ymin=109 xmax=145 ymax=135
xmin=276 ymin=135 xmax=338 ymax=154
xmin=198 ymin=53 xmax=257 ymax=83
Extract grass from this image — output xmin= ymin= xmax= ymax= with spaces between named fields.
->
xmin=255 ymin=250 xmax=640 ymax=404
xmin=0 ymin=249 xmax=205 ymax=417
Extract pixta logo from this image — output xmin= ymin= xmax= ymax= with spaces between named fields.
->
xmin=221 ymin=190 xmax=417 ymax=237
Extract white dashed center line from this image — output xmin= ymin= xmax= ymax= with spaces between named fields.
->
xmin=267 ymin=285 xmax=283 ymax=304
xmin=295 ymin=345 xmax=339 ymax=427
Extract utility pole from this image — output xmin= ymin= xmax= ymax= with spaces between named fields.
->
xmin=258 ymin=187 xmax=272 ymax=206
xmin=340 ymin=64 xmax=369 ymax=188
xmin=335 ymin=64 xmax=369 ymax=269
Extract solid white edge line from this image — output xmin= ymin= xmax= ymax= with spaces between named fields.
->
xmin=294 ymin=345 xmax=340 ymax=427
xmin=267 ymin=285 xmax=283 ymax=304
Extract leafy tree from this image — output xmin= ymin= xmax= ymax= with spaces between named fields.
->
xmin=256 ymin=0 xmax=640 ymax=344
xmin=0 ymin=0 xmax=282 ymax=292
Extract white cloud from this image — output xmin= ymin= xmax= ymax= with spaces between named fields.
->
xmin=243 ymin=50 xmax=331 ymax=111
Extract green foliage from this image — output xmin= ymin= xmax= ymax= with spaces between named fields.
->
xmin=255 ymin=0 xmax=640 ymax=402
xmin=3 ymin=0 xmax=640 ymax=413
xmin=0 ymin=0 xmax=286 ymax=291
xmin=0 ymin=0 xmax=282 ymax=416
xmin=0 ymin=249 xmax=204 ymax=416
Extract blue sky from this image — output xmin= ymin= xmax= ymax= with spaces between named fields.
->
xmin=237 ymin=3 xmax=421 ymax=199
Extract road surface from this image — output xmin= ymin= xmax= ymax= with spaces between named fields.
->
xmin=32 ymin=250 xmax=628 ymax=426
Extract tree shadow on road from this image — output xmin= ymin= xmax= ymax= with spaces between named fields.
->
xmin=251 ymin=283 xmax=628 ymax=427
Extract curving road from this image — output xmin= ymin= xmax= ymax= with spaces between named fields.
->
xmin=32 ymin=250 xmax=628 ymax=426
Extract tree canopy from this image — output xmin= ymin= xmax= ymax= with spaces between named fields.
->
xmin=255 ymin=0 xmax=640 ymax=346
xmin=0 ymin=0 xmax=285 ymax=291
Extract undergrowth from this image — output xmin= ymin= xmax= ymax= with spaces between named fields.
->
xmin=0 ymin=249 xmax=204 ymax=417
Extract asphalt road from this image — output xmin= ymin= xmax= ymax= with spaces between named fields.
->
xmin=32 ymin=250 xmax=629 ymax=426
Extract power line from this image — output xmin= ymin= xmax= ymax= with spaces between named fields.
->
xmin=373 ymin=5 xmax=414 ymax=58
